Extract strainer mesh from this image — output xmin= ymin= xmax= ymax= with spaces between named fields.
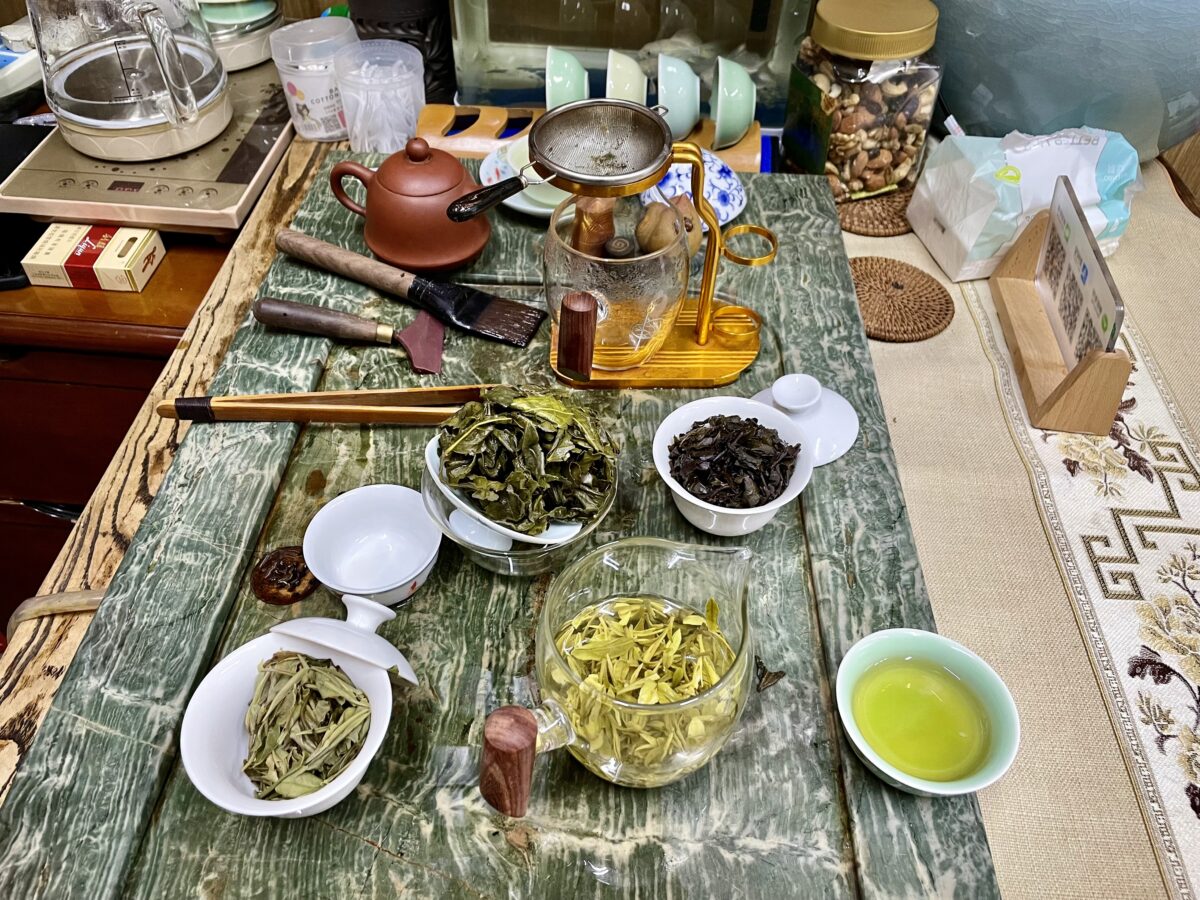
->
xmin=530 ymin=103 xmax=671 ymax=185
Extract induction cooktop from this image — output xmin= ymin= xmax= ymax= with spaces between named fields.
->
xmin=0 ymin=61 xmax=294 ymax=233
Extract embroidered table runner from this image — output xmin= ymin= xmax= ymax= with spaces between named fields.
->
xmin=847 ymin=161 xmax=1200 ymax=899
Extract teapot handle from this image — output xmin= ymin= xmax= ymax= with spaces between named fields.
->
xmin=133 ymin=2 xmax=199 ymax=124
xmin=330 ymin=161 xmax=375 ymax=218
xmin=480 ymin=706 xmax=537 ymax=817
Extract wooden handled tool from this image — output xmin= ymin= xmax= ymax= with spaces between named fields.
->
xmin=252 ymin=297 xmax=446 ymax=374
xmin=275 ymin=230 xmax=546 ymax=348
xmin=156 ymin=384 xmax=487 ymax=425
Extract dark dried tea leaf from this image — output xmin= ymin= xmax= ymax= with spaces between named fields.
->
xmin=438 ymin=385 xmax=618 ymax=535
xmin=668 ymin=414 xmax=800 ymax=509
xmin=243 ymin=651 xmax=371 ymax=800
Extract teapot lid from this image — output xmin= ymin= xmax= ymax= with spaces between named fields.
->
xmin=375 ymin=138 xmax=467 ymax=198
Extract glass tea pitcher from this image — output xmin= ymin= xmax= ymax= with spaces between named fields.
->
xmin=543 ymin=190 xmax=691 ymax=371
xmin=480 ymin=538 xmax=755 ymax=816
xmin=31 ymin=0 xmax=233 ymax=161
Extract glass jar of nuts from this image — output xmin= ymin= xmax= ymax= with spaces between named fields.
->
xmin=782 ymin=0 xmax=941 ymax=203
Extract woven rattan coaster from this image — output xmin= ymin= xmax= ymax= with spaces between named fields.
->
xmin=838 ymin=188 xmax=914 ymax=237
xmin=850 ymin=256 xmax=954 ymax=342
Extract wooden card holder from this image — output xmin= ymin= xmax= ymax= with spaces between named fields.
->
xmin=989 ymin=210 xmax=1131 ymax=436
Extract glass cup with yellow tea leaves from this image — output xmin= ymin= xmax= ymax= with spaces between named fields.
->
xmin=481 ymin=537 xmax=754 ymax=810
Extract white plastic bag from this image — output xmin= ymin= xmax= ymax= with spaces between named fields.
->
xmin=907 ymin=127 xmax=1141 ymax=282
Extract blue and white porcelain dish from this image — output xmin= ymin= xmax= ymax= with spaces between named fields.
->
xmin=638 ymin=148 xmax=746 ymax=229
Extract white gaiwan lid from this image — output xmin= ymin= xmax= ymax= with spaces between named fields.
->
xmin=270 ymin=594 xmax=418 ymax=684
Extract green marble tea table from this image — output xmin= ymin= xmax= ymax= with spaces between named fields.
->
xmin=0 ymin=155 xmax=1001 ymax=899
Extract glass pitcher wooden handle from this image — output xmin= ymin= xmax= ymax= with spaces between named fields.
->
xmin=480 ymin=706 xmax=538 ymax=817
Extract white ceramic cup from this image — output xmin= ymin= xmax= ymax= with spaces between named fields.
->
xmin=652 ymin=395 xmax=815 ymax=536
xmin=505 ymin=134 xmax=571 ymax=208
xmin=606 ymin=49 xmax=648 ymax=103
xmin=303 ymin=484 xmax=441 ymax=606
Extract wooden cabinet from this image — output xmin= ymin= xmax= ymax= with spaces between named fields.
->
xmin=0 ymin=237 xmax=227 ymax=630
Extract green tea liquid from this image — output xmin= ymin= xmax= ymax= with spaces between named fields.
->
xmin=851 ymin=657 xmax=991 ymax=782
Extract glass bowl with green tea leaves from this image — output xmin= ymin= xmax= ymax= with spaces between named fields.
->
xmin=425 ymin=385 xmax=619 ymax=575
xmin=480 ymin=537 xmax=755 ymax=802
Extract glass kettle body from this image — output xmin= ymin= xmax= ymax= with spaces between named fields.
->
xmin=480 ymin=538 xmax=755 ymax=816
xmin=31 ymin=0 xmax=232 ymax=161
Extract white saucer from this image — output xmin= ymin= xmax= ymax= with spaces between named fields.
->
xmin=752 ymin=374 xmax=859 ymax=467
xmin=479 ymin=146 xmax=560 ymax=220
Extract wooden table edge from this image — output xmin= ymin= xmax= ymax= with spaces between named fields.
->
xmin=0 ymin=137 xmax=331 ymax=802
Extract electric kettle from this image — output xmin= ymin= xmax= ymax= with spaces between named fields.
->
xmin=29 ymin=0 xmax=233 ymax=161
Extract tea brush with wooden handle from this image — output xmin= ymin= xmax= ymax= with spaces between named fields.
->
xmin=274 ymin=230 xmax=545 ymax=348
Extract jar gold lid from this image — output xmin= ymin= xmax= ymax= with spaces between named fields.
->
xmin=810 ymin=0 xmax=938 ymax=61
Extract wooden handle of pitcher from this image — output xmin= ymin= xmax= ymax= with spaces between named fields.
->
xmin=480 ymin=706 xmax=537 ymax=817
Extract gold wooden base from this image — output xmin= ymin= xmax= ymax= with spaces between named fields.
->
xmin=549 ymin=298 xmax=760 ymax=389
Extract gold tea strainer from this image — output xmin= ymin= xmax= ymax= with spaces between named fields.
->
xmin=447 ymin=99 xmax=777 ymax=345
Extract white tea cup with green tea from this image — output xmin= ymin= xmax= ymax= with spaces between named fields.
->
xmin=479 ymin=537 xmax=755 ymax=816
xmin=836 ymin=628 xmax=1019 ymax=796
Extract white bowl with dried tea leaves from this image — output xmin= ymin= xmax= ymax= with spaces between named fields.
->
xmin=181 ymin=595 xmax=417 ymax=817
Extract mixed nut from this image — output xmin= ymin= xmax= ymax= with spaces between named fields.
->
xmin=798 ymin=36 xmax=940 ymax=202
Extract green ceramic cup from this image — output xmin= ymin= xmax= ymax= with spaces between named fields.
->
xmin=545 ymin=46 xmax=588 ymax=110
xmin=657 ymin=54 xmax=700 ymax=140
xmin=835 ymin=628 xmax=1020 ymax=797
xmin=711 ymin=56 xmax=755 ymax=149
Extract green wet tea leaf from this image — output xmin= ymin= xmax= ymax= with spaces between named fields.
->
xmin=438 ymin=386 xmax=618 ymax=535
xmin=668 ymin=415 xmax=800 ymax=509
xmin=242 ymin=651 xmax=370 ymax=801
xmin=549 ymin=595 xmax=740 ymax=778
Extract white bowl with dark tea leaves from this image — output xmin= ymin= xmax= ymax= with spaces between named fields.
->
xmin=653 ymin=396 xmax=815 ymax=536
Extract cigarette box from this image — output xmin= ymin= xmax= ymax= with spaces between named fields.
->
xmin=21 ymin=223 xmax=166 ymax=292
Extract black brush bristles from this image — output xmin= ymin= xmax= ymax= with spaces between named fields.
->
xmin=408 ymin=278 xmax=547 ymax=348
xmin=469 ymin=299 xmax=547 ymax=348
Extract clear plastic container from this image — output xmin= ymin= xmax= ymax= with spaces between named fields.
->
xmin=783 ymin=0 xmax=942 ymax=202
xmin=334 ymin=39 xmax=425 ymax=154
xmin=269 ymin=17 xmax=358 ymax=141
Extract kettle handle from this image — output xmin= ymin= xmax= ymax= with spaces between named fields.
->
xmin=133 ymin=2 xmax=199 ymax=124
xmin=480 ymin=706 xmax=537 ymax=817
xmin=330 ymin=161 xmax=375 ymax=218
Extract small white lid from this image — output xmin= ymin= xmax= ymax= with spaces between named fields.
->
xmin=270 ymin=594 xmax=418 ymax=684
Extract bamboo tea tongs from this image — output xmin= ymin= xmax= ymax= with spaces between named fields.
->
xmin=156 ymin=384 xmax=489 ymax=425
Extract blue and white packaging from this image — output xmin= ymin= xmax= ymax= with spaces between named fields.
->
xmin=907 ymin=127 xmax=1142 ymax=282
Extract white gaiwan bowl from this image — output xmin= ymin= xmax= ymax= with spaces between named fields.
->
xmin=653 ymin=396 xmax=815 ymax=536
xmin=181 ymin=595 xmax=417 ymax=817
xmin=303 ymin=484 xmax=441 ymax=606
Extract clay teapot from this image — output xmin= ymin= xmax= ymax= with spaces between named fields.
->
xmin=330 ymin=138 xmax=491 ymax=273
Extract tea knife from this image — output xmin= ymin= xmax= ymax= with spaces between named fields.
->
xmin=252 ymin=296 xmax=445 ymax=374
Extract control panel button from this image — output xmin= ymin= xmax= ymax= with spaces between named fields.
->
xmin=152 ymin=184 xmax=170 ymax=194
xmin=176 ymin=186 xmax=193 ymax=196
xmin=81 ymin=180 xmax=98 ymax=190
xmin=57 ymin=177 xmax=75 ymax=188
xmin=199 ymin=188 xmax=218 ymax=199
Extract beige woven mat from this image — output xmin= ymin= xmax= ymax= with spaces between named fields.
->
xmin=845 ymin=161 xmax=1200 ymax=900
